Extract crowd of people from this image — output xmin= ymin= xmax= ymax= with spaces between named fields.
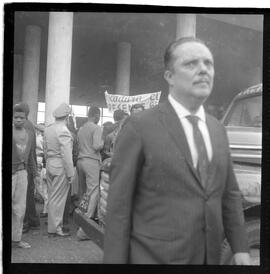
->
xmin=11 ymin=98 xmax=145 ymax=248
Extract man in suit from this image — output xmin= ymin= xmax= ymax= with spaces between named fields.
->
xmin=44 ymin=103 xmax=74 ymax=237
xmin=103 ymin=37 xmax=251 ymax=264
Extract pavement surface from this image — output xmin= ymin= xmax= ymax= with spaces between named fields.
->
xmin=11 ymin=202 xmax=104 ymax=263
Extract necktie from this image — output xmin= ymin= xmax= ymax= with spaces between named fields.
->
xmin=186 ymin=115 xmax=209 ymax=188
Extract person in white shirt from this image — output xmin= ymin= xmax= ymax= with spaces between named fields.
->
xmin=103 ymin=37 xmax=251 ymax=265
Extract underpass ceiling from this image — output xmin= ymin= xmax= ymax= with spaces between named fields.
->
xmin=13 ymin=12 xmax=263 ymax=107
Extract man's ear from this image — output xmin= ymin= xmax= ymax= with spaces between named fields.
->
xmin=164 ymin=70 xmax=174 ymax=86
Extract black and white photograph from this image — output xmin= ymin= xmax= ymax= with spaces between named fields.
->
xmin=3 ymin=1 xmax=269 ymax=270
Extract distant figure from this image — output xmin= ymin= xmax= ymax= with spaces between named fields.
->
xmin=44 ymin=103 xmax=74 ymax=237
xmin=101 ymin=121 xmax=114 ymax=161
xmin=63 ymin=115 xmax=78 ymax=232
xmin=34 ymin=123 xmax=48 ymax=218
xmin=76 ymin=106 xmax=104 ymax=240
xmin=103 ymin=109 xmax=127 ymax=158
xmin=17 ymin=103 xmax=40 ymax=234
xmin=12 ymin=103 xmax=37 ymax=248
xmin=130 ymin=103 xmax=145 ymax=115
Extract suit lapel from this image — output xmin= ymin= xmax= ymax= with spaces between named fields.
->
xmin=158 ymin=101 xmax=201 ymax=185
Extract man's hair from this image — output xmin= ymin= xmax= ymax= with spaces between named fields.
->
xmin=88 ymin=105 xmax=100 ymax=118
xmin=13 ymin=103 xmax=29 ymax=116
xmin=130 ymin=104 xmax=145 ymax=113
xmin=13 ymin=102 xmax=29 ymax=116
xmin=164 ymin=37 xmax=209 ymax=71
xmin=113 ymin=109 xmax=126 ymax=122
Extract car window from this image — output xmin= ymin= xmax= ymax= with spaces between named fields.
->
xmin=224 ymin=95 xmax=262 ymax=127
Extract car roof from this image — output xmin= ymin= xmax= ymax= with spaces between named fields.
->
xmin=235 ymin=83 xmax=262 ymax=100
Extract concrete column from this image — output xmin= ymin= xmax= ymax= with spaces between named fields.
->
xmin=45 ymin=12 xmax=73 ymax=125
xmin=13 ymin=54 xmax=23 ymax=105
xmin=21 ymin=25 xmax=41 ymax=124
xmin=115 ymin=42 xmax=131 ymax=95
xmin=176 ymin=14 xmax=196 ymax=39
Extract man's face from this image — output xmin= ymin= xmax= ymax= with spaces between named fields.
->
xmin=94 ymin=115 xmax=100 ymax=124
xmin=13 ymin=111 xmax=26 ymax=128
xmin=165 ymin=42 xmax=214 ymax=103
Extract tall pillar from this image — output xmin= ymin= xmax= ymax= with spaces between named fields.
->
xmin=115 ymin=42 xmax=131 ymax=95
xmin=45 ymin=12 xmax=73 ymax=125
xmin=13 ymin=54 xmax=23 ymax=105
xmin=176 ymin=14 xmax=196 ymax=39
xmin=21 ymin=25 xmax=41 ymax=124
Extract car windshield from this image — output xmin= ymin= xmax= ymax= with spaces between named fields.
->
xmin=224 ymin=95 xmax=262 ymax=127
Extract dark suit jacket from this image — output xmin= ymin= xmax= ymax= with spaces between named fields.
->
xmin=103 ymin=100 xmax=249 ymax=264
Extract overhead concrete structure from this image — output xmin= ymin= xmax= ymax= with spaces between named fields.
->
xmin=21 ymin=25 xmax=41 ymax=124
xmin=115 ymin=42 xmax=131 ymax=95
xmin=13 ymin=12 xmax=263 ymax=123
xmin=45 ymin=12 xmax=73 ymax=125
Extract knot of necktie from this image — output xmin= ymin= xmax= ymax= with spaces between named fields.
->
xmin=186 ymin=115 xmax=199 ymax=127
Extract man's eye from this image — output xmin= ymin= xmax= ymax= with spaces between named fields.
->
xmin=185 ymin=61 xmax=197 ymax=68
xmin=205 ymin=60 xmax=213 ymax=67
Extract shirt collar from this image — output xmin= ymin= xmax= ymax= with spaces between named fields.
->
xmin=168 ymin=94 xmax=206 ymax=122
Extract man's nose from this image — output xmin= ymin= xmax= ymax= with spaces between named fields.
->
xmin=198 ymin=61 xmax=208 ymax=73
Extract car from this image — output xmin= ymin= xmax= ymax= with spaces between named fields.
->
xmin=220 ymin=83 xmax=262 ymax=265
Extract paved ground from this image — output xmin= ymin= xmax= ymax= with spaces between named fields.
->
xmin=11 ymin=203 xmax=104 ymax=263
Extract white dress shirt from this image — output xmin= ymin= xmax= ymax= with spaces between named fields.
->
xmin=168 ymin=94 xmax=213 ymax=168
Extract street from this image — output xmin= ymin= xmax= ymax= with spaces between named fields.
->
xmin=11 ymin=203 xmax=103 ymax=263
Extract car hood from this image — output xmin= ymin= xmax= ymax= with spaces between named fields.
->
xmin=226 ymin=126 xmax=262 ymax=165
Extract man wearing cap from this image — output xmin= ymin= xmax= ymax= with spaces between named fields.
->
xmin=12 ymin=103 xmax=37 ymax=248
xmin=44 ymin=103 xmax=74 ymax=237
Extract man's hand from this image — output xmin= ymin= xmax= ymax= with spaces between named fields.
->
xmin=233 ymin=252 xmax=251 ymax=265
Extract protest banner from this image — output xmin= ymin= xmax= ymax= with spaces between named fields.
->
xmin=104 ymin=91 xmax=161 ymax=113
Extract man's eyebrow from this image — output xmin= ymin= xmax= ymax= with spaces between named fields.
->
xmin=182 ymin=56 xmax=213 ymax=63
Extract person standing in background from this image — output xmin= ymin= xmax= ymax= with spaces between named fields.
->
xmin=34 ymin=124 xmax=48 ymax=218
xmin=62 ymin=115 xmax=78 ymax=232
xmin=44 ymin=103 xmax=74 ymax=237
xmin=103 ymin=109 xmax=127 ymax=158
xmin=130 ymin=103 xmax=145 ymax=115
xmin=17 ymin=103 xmax=40 ymax=234
xmin=12 ymin=103 xmax=38 ymax=248
xmin=76 ymin=106 xmax=104 ymax=240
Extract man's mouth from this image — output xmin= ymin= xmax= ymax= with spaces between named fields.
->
xmin=194 ymin=79 xmax=210 ymax=85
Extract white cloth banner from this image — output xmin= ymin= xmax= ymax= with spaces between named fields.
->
xmin=105 ymin=91 xmax=161 ymax=113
